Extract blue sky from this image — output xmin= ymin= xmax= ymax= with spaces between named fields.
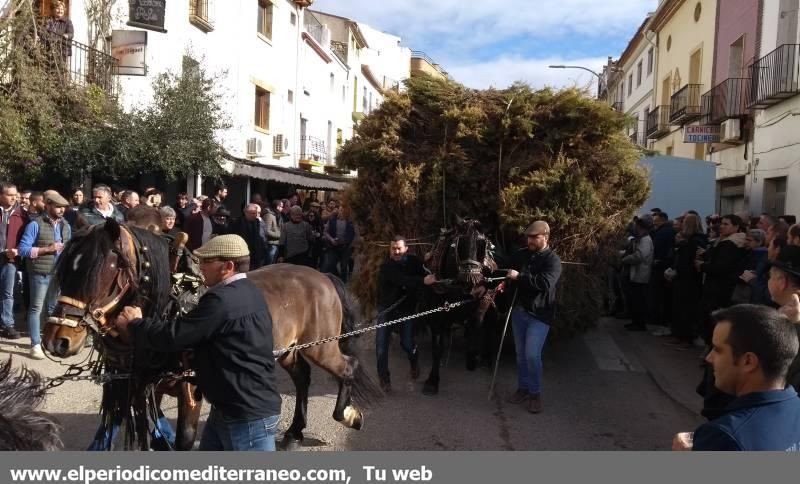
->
xmin=313 ymin=0 xmax=658 ymax=90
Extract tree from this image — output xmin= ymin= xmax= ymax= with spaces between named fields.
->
xmin=337 ymin=75 xmax=650 ymax=332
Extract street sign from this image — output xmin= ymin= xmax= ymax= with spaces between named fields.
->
xmin=128 ymin=0 xmax=167 ymax=33
xmin=111 ymin=30 xmax=147 ymax=76
xmin=683 ymin=125 xmax=720 ymax=143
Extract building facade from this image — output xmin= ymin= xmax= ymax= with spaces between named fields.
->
xmin=647 ymin=0 xmax=718 ymax=161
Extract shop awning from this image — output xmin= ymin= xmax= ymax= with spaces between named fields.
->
xmin=224 ymin=155 xmax=351 ymax=191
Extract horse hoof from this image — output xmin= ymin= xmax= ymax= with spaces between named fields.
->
xmin=282 ymin=435 xmax=303 ymax=451
xmin=422 ymin=382 xmax=439 ymax=396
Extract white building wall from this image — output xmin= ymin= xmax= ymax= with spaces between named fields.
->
xmin=749 ymin=2 xmax=800 ymax=216
xmin=619 ymin=38 xmax=656 ymax=143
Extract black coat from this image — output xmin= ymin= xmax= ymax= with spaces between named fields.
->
xmin=651 ymin=223 xmax=676 ymax=270
xmin=510 ymin=247 xmax=562 ymax=325
xmin=129 ymin=277 xmax=281 ymax=420
xmin=231 ymin=217 xmax=267 ymax=269
xmin=701 ymin=237 xmax=748 ymax=310
xmin=377 ymin=255 xmax=427 ymax=315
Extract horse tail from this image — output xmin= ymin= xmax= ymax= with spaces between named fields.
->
xmin=324 ymin=273 xmax=383 ymax=408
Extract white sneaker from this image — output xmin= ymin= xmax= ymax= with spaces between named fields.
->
xmin=30 ymin=344 xmax=45 ymax=360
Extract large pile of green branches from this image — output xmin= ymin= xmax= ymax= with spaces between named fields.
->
xmin=338 ymin=75 xmax=650 ymax=333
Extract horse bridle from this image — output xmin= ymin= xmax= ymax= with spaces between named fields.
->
xmin=452 ymin=224 xmax=489 ymax=278
xmin=48 ymin=224 xmax=152 ymax=336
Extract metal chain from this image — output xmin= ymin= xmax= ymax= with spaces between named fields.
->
xmin=272 ymin=299 xmax=471 ymax=357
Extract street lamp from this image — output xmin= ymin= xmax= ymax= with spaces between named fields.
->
xmin=548 ymin=65 xmax=602 ymax=79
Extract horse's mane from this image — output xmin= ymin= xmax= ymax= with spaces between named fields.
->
xmin=54 ymin=222 xmax=171 ymax=319
xmin=0 ymin=358 xmax=62 ymax=450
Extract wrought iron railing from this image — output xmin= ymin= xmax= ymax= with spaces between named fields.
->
xmin=629 ymin=130 xmax=646 ymax=147
xmin=2 ymin=28 xmax=118 ymax=97
xmin=646 ymin=106 xmax=671 ymax=139
xmin=700 ymin=78 xmax=751 ymax=125
xmin=303 ymin=10 xmax=324 ymax=46
xmin=299 ymin=136 xmax=330 ymax=164
xmin=611 ymin=101 xmax=623 ymax=112
xmin=670 ymin=84 xmax=703 ymax=123
xmin=749 ymin=44 xmax=800 ymax=108
xmin=330 ymin=40 xmax=348 ymax=65
xmin=411 ymin=50 xmax=448 ymax=77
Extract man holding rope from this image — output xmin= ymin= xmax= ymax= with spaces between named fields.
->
xmin=375 ymin=235 xmax=437 ymax=393
xmin=506 ymin=221 xmax=562 ymax=414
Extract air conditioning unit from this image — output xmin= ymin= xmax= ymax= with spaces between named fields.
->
xmin=246 ymin=137 xmax=264 ymax=156
xmin=721 ymin=119 xmax=743 ymax=144
xmin=273 ymin=134 xmax=289 ymax=155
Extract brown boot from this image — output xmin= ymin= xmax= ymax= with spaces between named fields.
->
xmin=528 ymin=394 xmax=543 ymax=414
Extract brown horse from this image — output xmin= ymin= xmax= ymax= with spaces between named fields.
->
xmin=43 ymin=218 xmax=380 ymax=450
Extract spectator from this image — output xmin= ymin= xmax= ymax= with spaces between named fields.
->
xmin=231 ymin=204 xmax=267 ymax=270
xmin=673 ymin=305 xmax=800 ymax=451
xmin=768 ymin=246 xmax=800 ymax=393
xmin=321 ymin=204 xmax=356 ymax=282
xmin=732 ymin=229 xmax=768 ymax=305
xmin=43 ymin=0 xmax=73 ymax=72
xmin=144 ymin=189 xmax=162 ymax=208
xmin=280 ymin=199 xmax=290 ymax=224
xmin=321 ymin=199 xmax=338 ymax=223
xmin=262 ymin=200 xmax=281 ymax=265
xmin=175 ymin=193 xmax=192 ymax=228
xmin=780 ymin=215 xmax=797 ymax=226
xmin=213 ymin=184 xmax=228 ymax=211
xmin=17 ymin=192 xmax=71 ymax=360
xmin=667 ymin=213 xmax=707 ymax=348
xmin=278 ymin=206 xmax=313 ymax=267
xmin=185 ymin=198 xmax=218 ymax=251
xmin=159 ymin=206 xmax=180 ymax=238
xmin=305 ymin=209 xmax=323 ymax=269
xmin=26 ymin=192 xmax=45 ymax=217
xmin=211 ymin=207 xmax=230 ymax=235
xmin=739 ymin=229 xmax=772 ymax=306
xmin=0 ymin=183 xmax=26 ymax=339
xmin=621 ymin=214 xmax=654 ymax=331
xmin=79 ymin=185 xmax=125 ymax=225
xmin=19 ymin=191 xmax=31 ymax=213
xmin=650 ymin=211 xmax=675 ymax=336
xmin=70 ymin=189 xmax=84 ymax=209
xmin=789 ymin=224 xmax=800 ymax=247
xmin=767 ymin=220 xmax=790 ymax=246
xmin=757 ymin=213 xmax=776 ymax=232
xmin=118 ymin=190 xmax=139 ymax=220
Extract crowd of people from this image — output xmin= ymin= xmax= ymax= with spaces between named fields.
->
xmin=0 ymin=181 xmax=357 ymax=360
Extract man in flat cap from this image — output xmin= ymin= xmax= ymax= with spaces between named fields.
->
xmin=768 ymin=245 xmax=800 ymax=392
xmin=17 ymin=191 xmax=71 ymax=360
xmin=506 ymin=221 xmax=562 ymax=413
xmin=114 ymin=234 xmax=282 ymax=451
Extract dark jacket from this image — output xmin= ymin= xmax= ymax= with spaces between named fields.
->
xmin=692 ymin=387 xmax=800 ymax=451
xmin=651 ymin=223 xmax=675 ymax=269
xmin=325 ymin=215 xmax=355 ymax=247
xmin=701 ymin=235 xmax=748 ymax=310
xmin=510 ymin=247 xmax=562 ymax=324
xmin=185 ymin=213 xmax=211 ymax=251
xmin=747 ymin=248 xmax=774 ymax=306
xmin=79 ymin=202 xmax=125 ymax=226
xmin=672 ymin=233 xmax=708 ymax=281
xmin=0 ymin=205 xmax=28 ymax=265
xmin=377 ymin=255 xmax=427 ymax=315
xmin=231 ymin=217 xmax=267 ymax=270
xmin=129 ymin=276 xmax=281 ymax=420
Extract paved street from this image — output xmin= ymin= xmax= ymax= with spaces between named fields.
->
xmin=2 ymin=316 xmax=703 ymax=451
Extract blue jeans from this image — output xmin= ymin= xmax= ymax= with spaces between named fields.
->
xmin=375 ymin=310 xmax=416 ymax=382
xmin=0 ymin=262 xmax=17 ymax=330
xmin=27 ymin=273 xmax=57 ymax=346
xmin=265 ymin=244 xmax=279 ymax=265
xmin=511 ymin=308 xmax=550 ymax=395
xmin=199 ymin=408 xmax=279 ymax=451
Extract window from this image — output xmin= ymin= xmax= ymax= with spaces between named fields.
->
xmin=330 ymin=73 xmax=335 ymax=94
xmin=189 ymin=0 xmax=213 ymax=32
xmin=362 ymin=86 xmax=367 ymax=111
xmin=254 ymin=86 xmax=270 ymax=130
xmin=666 ymin=145 xmax=673 ymax=156
xmin=647 ymin=47 xmax=654 ymax=75
xmin=620 ymin=82 xmax=624 ymax=101
xmin=628 ymin=74 xmax=633 ymax=96
xmin=369 ymin=91 xmax=373 ymax=112
xmin=257 ymin=0 xmax=273 ymax=40
xmin=287 ymin=89 xmax=294 ymax=104
xmin=290 ymin=12 xmax=297 ymax=25
xmin=729 ymin=36 xmax=745 ymax=78
xmin=342 ymin=85 xmax=346 ymax=103
xmin=637 ymin=61 xmax=643 ymax=86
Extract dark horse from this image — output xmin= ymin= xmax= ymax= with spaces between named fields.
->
xmin=43 ymin=218 xmax=381 ymax=450
xmin=420 ymin=217 xmax=501 ymax=395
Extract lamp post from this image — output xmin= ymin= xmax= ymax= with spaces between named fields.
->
xmin=548 ymin=64 xmax=610 ymax=98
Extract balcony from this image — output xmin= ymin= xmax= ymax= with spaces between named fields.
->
xmin=646 ymin=106 xmax=671 ymax=139
xmin=700 ymin=78 xmax=751 ymax=125
xmin=303 ymin=10 xmax=325 ymax=46
xmin=299 ymin=136 xmax=330 ymax=166
xmin=749 ymin=44 xmax=800 ymax=108
xmin=2 ymin=30 xmax=118 ymax=98
xmin=410 ymin=51 xmax=448 ymax=80
xmin=330 ymin=40 xmax=348 ymax=65
xmin=611 ymin=101 xmax=623 ymax=112
xmin=629 ymin=130 xmax=646 ymax=147
xmin=670 ymin=84 xmax=703 ymax=124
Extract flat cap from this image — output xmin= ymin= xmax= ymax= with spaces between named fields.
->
xmin=45 ymin=191 xmax=70 ymax=207
xmin=773 ymin=246 xmax=800 ymax=278
xmin=525 ymin=221 xmax=551 ymax=236
xmin=194 ymin=234 xmax=250 ymax=260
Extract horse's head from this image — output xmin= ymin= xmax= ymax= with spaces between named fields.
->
xmin=442 ymin=216 xmax=496 ymax=287
xmin=43 ymin=218 xmax=168 ymax=357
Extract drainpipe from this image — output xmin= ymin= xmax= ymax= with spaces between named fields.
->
xmin=293 ymin=4 xmax=302 ymax=169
